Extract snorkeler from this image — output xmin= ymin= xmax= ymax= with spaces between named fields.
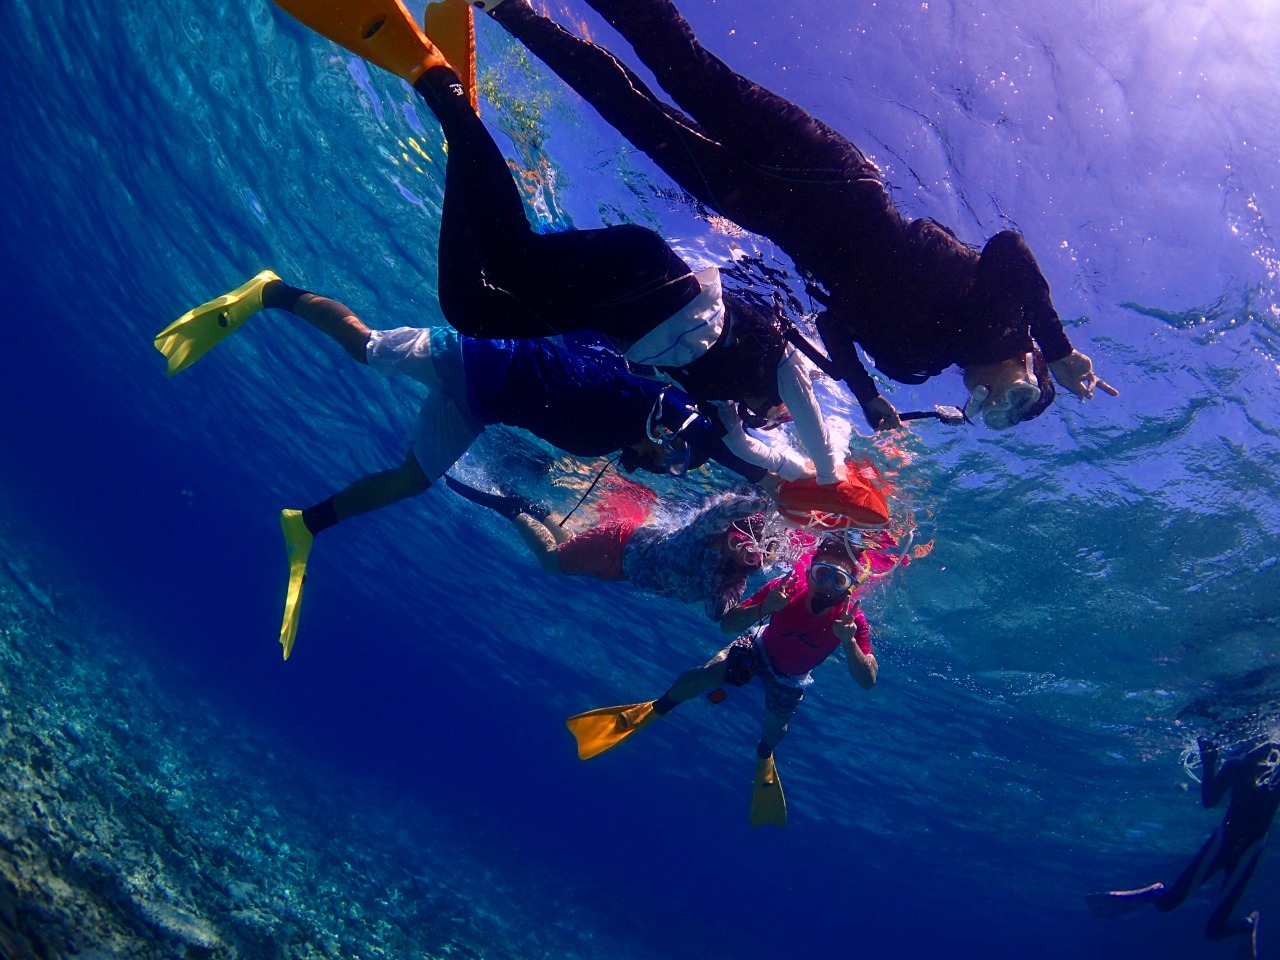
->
xmin=446 ymin=479 xmax=776 ymax=622
xmin=261 ymin=0 xmax=888 ymax=521
xmin=476 ymin=0 xmax=1120 ymax=431
xmin=156 ymin=273 xmax=736 ymax=659
xmin=564 ymin=535 xmax=878 ymax=827
xmin=1085 ymin=736 xmax=1279 ymax=958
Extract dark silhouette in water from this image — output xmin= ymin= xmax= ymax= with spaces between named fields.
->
xmin=1086 ymin=735 xmax=1279 ymax=958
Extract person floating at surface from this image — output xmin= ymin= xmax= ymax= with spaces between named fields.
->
xmin=1085 ymin=735 xmax=1279 ymax=958
xmin=564 ymin=535 xmax=878 ymax=828
xmin=261 ymin=0 xmax=882 ymax=513
xmin=447 ymin=478 xmax=774 ymax=622
xmin=476 ymin=0 xmax=1120 ymax=431
xmin=155 ymin=272 xmax=734 ymax=659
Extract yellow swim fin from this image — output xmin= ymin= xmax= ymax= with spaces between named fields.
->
xmin=271 ymin=0 xmax=451 ymax=85
xmin=750 ymin=755 xmax=787 ymax=828
xmin=565 ymin=701 xmax=658 ymax=759
xmin=279 ymin=509 xmax=314 ymax=660
xmin=154 ymin=270 xmax=280 ymax=376
xmin=424 ymin=0 xmax=477 ymax=112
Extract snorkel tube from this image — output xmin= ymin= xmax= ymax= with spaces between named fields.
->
xmin=899 ymin=405 xmax=968 ymax=426
xmin=779 ymin=323 xmax=969 ymax=428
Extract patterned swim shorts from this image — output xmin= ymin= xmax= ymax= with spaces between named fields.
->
xmin=723 ymin=634 xmax=805 ymax=721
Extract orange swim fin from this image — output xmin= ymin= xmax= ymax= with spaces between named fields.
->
xmin=271 ymin=0 xmax=450 ymax=85
xmin=424 ymin=0 xmax=477 ymax=112
xmin=565 ymin=702 xmax=659 ymax=759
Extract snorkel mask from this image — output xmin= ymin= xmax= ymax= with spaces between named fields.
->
xmin=618 ymin=441 xmax=690 ymax=476
xmin=659 ymin=438 xmax=693 ymax=476
xmin=727 ymin=514 xmax=771 ymax=568
xmin=806 ymin=551 xmax=867 ymax=613
xmin=621 ymin=385 xmax=709 ymax=476
xmin=648 ymin=388 xmax=700 ymax=477
xmin=809 ymin=560 xmax=856 ymax=594
xmin=964 ymin=352 xmax=1042 ymax=430
xmin=809 ymin=550 xmax=871 ymax=592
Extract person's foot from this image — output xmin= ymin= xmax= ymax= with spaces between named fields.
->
xmin=1237 ymin=912 xmax=1260 ymax=960
xmin=1083 ymin=882 xmax=1165 ymax=919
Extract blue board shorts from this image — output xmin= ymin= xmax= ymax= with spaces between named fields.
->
xmin=366 ymin=327 xmax=486 ymax=480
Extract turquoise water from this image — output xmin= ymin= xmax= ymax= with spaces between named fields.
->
xmin=2 ymin=0 xmax=1279 ymax=956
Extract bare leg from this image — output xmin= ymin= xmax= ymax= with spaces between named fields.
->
xmin=292 ymin=294 xmax=372 ymax=364
xmin=278 ymin=452 xmax=431 ymax=658
xmin=513 ymin=515 xmax=563 ymax=574
xmin=263 ymin=280 xmax=373 ymax=364
xmin=331 ymin=453 xmax=432 ymax=522
xmin=1206 ymin=850 xmax=1263 ymax=942
xmin=662 ymin=646 xmax=731 ymax=703
xmin=761 ymin=709 xmax=791 ymax=754
xmin=272 ymin=280 xmax=436 ymax=540
xmin=544 ymin=518 xmax=573 ymax=544
xmin=1156 ymin=832 xmax=1220 ymax=912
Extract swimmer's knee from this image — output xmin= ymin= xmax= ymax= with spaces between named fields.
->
xmin=400 ymin=455 xmax=433 ymax=496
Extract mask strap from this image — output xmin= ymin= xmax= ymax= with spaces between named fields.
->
xmin=646 ymin=385 xmax=670 ymax=443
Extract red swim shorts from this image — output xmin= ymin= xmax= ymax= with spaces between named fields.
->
xmin=557 ymin=520 xmax=639 ymax=580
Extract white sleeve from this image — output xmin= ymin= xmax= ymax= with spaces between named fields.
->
xmin=714 ymin=402 xmax=812 ymax=482
xmin=776 ymin=348 xmax=846 ymax=485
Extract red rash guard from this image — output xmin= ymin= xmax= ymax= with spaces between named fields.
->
xmin=739 ymin=559 xmax=872 ymax=676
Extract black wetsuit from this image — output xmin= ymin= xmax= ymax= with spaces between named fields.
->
xmin=1157 ymin=739 xmax=1279 ymax=940
xmin=415 ymin=66 xmax=698 ymax=342
xmin=491 ymin=0 xmax=1077 ymax=411
xmin=414 ymin=66 xmax=808 ymax=426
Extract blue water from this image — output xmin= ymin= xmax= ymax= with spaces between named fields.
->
xmin=3 ymin=0 xmax=1279 ymax=956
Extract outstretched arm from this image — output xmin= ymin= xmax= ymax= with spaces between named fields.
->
xmin=775 ymin=349 xmax=845 ymax=485
xmin=720 ymin=574 xmax=794 ymax=635
xmin=977 ymin=231 xmax=1118 ymax=403
xmin=813 ymin=312 xmax=901 ymax=431
xmin=836 ymin=605 xmax=877 ymax=689
xmin=1199 ymin=738 xmax=1233 ymax=809
xmin=714 ymin=403 xmax=813 ymax=481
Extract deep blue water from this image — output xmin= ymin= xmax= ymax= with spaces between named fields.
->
xmin=3 ymin=0 xmax=1280 ymax=957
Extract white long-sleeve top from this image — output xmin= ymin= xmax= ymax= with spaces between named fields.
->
xmin=623 ymin=264 xmax=846 ymax=484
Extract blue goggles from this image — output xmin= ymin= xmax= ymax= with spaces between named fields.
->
xmin=808 ymin=558 xmax=869 ymax=593
xmin=808 ymin=561 xmax=853 ymax=593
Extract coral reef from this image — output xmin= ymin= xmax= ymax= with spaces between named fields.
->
xmin=0 ymin=518 xmax=641 ymax=960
